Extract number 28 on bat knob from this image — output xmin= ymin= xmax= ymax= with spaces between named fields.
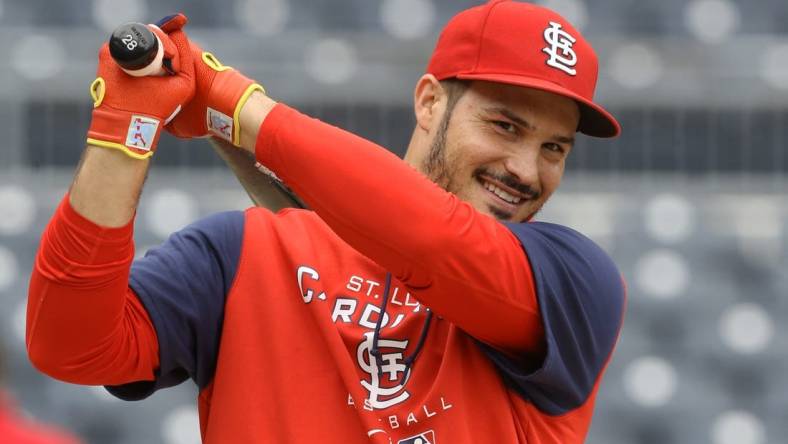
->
xmin=108 ymin=23 xmax=165 ymax=77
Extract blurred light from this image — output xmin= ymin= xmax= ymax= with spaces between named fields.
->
xmin=719 ymin=303 xmax=774 ymax=354
xmin=145 ymin=189 xmax=198 ymax=239
xmin=733 ymin=197 xmax=783 ymax=264
xmin=635 ymin=249 xmax=689 ymax=299
xmin=92 ymin=0 xmax=148 ymax=33
xmin=610 ymin=43 xmax=663 ymax=89
xmin=11 ymin=35 xmax=66 ymax=81
xmin=0 ymin=186 xmax=36 ymax=236
xmin=733 ymin=198 xmax=781 ymax=239
xmin=711 ymin=410 xmax=765 ymax=444
xmin=0 ymin=245 xmax=18 ymax=291
xmin=540 ymin=193 xmax=616 ymax=248
xmin=564 ymin=195 xmax=615 ymax=239
xmin=644 ymin=193 xmax=696 ymax=244
xmin=539 ymin=0 xmax=588 ymax=31
xmin=381 ymin=0 xmax=435 ymax=40
xmin=305 ymin=38 xmax=358 ymax=85
xmin=12 ymin=298 xmax=26 ymax=345
xmin=622 ymin=356 xmax=677 ymax=407
xmin=684 ymin=0 xmax=740 ymax=44
xmin=761 ymin=43 xmax=788 ymax=90
xmin=162 ymin=405 xmax=201 ymax=444
xmin=236 ymin=0 xmax=289 ymax=37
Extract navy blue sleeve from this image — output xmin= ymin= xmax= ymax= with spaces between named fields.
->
xmin=105 ymin=211 xmax=245 ymax=401
xmin=479 ymin=222 xmax=625 ymax=416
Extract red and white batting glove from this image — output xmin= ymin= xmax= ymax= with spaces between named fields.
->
xmin=86 ymin=14 xmax=195 ymax=159
xmin=165 ymin=41 xmax=265 ymax=146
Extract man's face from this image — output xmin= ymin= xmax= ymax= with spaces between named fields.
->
xmin=418 ymin=81 xmax=580 ymax=222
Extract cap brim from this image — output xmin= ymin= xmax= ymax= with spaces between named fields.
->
xmin=455 ymin=73 xmax=621 ymax=138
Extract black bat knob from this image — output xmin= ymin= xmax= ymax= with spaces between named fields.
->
xmin=109 ymin=23 xmax=159 ymax=71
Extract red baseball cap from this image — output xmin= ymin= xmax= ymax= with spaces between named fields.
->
xmin=427 ymin=0 xmax=620 ymax=138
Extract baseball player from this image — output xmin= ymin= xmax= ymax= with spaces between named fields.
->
xmin=27 ymin=1 xmax=626 ymax=443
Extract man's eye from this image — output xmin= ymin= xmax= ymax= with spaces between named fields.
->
xmin=493 ymin=121 xmax=516 ymax=133
xmin=543 ymin=143 xmax=565 ymax=154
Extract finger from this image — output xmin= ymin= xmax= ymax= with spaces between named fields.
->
xmin=168 ymin=28 xmax=195 ymax=80
xmin=148 ymin=26 xmax=180 ymax=73
xmin=156 ymin=13 xmax=188 ymax=33
xmin=147 ymin=13 xmax=190 ymax=74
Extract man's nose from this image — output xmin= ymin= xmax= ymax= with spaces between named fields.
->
xmin=503 ymin=145 xmax=540 ymax=189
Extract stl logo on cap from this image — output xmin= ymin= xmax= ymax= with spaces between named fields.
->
xmin=542 ymin=21 xmax=578 ymax=76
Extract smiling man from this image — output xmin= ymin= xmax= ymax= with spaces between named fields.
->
xmin=28 ymin=1 xmax=626 ymax=443
xmin=407 ymin=80 xmax=581 ymax=222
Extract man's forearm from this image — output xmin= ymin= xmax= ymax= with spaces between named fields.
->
xmin=69 ymin=146 xmax=150 ymax=227
xmin=27 ymin=144 xmax=159 ymax=383
xmin=238 ymin=91 xmax=278 ymax=154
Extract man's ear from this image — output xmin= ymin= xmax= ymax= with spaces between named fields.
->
xmin=413 ymin=74 xmax=446 ymax=132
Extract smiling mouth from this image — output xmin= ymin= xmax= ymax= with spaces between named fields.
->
xmin=477 ymin=177 xmax=531 ymax=209
xmin=482 ymin=180 xmax=523 ymax=205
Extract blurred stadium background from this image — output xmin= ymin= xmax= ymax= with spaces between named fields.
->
xmin=0 ymin=0 xmax=786 ymax=443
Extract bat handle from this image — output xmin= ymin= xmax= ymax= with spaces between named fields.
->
xmin=108 ymin=22 xmax=167 ymax=77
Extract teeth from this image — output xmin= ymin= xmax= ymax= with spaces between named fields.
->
xmin=483 ymin=181 xmax=522 ymax=204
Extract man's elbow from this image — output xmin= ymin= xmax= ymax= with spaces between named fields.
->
xmin=27 ymin=336 xmax=68 ymax=381
xmin=26 ymin=333 xmax=100 ymax=385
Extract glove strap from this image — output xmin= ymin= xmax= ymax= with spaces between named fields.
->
xmin=200 ymin=53 xmax=265 ymax=146
xmin=206 ymin=82 xmax=264 ymax=146
xmin=87 ymin=110 xmax=162 ymax=159
xmin=86 ymin=77 xmax=164 ymax=159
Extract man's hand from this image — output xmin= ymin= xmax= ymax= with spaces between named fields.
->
xmin=165 ymin=41 xmax=264 ymax=146
xmin=71 ymin=15 xmax=197 ymax=227
xmin=86 ymin=14 xmax=196 ymax=159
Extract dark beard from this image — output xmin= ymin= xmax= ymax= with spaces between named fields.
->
xmin=420 ymin=104 xmax=543 ymax=223
xmin=422 ymin=108 xmax=454 ymax=192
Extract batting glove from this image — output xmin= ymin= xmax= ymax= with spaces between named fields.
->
xmin=165 ymin=40 xmax=265 ymax=146
xmin=86 ymin=14 xmax=196 ymax=159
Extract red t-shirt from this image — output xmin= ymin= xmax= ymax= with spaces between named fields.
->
xmin=27 ymin=105 xmax=626 ymax=443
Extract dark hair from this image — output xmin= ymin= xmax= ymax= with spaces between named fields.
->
xmin=440 ymin=79 xmax=471 ymax=115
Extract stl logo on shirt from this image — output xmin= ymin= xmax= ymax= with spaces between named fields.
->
xmin=398 ymin=430 xmax=436 ymax=444
xmin=357 ymin=332 xmax=411 ymax=410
